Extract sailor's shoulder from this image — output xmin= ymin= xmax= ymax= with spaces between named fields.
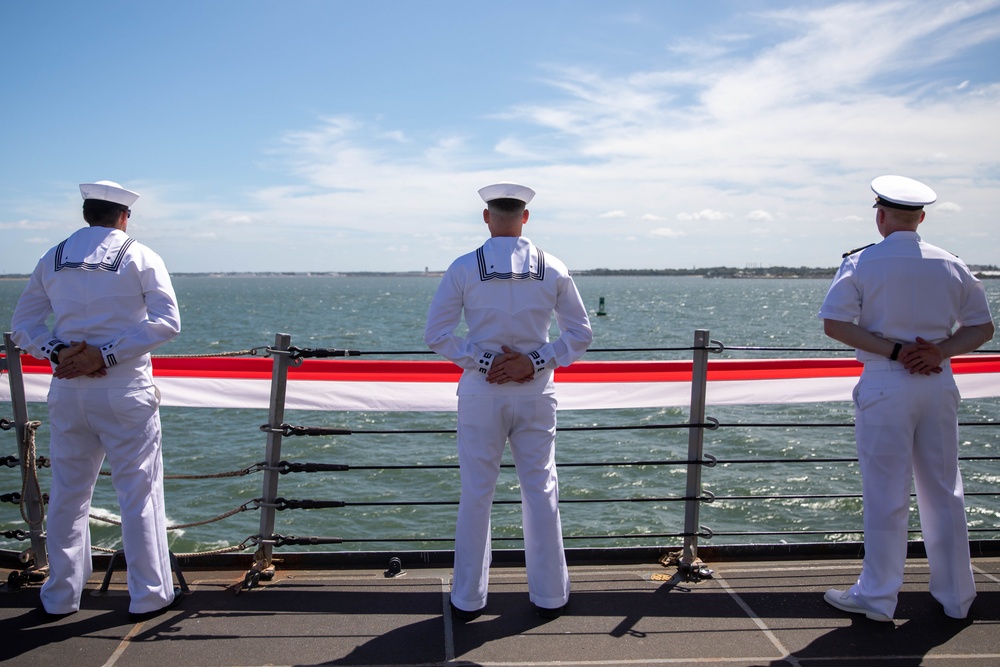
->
xmin=841 ymin=243 xmax=875 ymax=258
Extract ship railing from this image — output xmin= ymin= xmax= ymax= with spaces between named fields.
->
xmin=3 ymin=331 xmax=999 ymax=589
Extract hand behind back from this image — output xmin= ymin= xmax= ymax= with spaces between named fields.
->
xmin=898 ymin=337 xmax=944 ymax=375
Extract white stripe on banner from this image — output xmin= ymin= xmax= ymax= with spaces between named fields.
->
xmin=7 ymin=365 xmax=999 ymax=411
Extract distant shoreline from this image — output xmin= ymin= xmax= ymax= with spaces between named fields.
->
xmin=2 ymin=265 xmax=998 ymax=280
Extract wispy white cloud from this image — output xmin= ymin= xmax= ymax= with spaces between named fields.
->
xmin=0 ymin=219 xmax=32 ymax=230
xmin=677 ymin=210 xmax=728 ymax=222
xmin=650 ymin=227 xmax=685 ymax=238
xmin=381 ymin=130 xmax=408 ymax=143
xmin=235 ymin=2 xmax=998 ymax=270
xmin=0 ymin=218 xmax=67 ymax=231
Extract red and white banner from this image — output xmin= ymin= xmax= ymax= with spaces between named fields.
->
xmin=4 ymin=354 xmax=999 ymax=411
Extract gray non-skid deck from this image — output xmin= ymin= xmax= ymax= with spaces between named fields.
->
xmin=2 ymin=556 xmax=999 ymax=666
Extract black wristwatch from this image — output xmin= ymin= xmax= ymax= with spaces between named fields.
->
xmin=889 ymin=343 xmax=902 ymax=361
xmin=50 ymin=343 xmax=67 ymax=364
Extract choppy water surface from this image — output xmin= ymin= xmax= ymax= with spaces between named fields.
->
xmin=2 ymin=274 xmax=998 ymax=552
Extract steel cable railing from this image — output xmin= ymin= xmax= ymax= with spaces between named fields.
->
xmin=246 ymin=333 xmax=1000 ymax=570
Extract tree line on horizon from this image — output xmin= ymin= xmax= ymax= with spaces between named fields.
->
xmin=3 ymin=264 xmax=998 ymax=280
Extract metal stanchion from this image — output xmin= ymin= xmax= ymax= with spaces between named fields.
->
xmin=3 ymin=332 xmax=49 ymax=580
xmin=681 ymin=329 xmax=710 ymax=569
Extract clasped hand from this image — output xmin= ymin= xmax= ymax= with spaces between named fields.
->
xmin=898 ymin=337 xmax=944 ymax=376
xmin=486 ymin=345 xmax=535 ymax=384
xmin=53 ymin=341 xmax=107 ymax=379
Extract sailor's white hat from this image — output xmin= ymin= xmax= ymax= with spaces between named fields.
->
xmin=871 ymin=175 xmax=935 ymax=211
xmin=478 ymin=182 xmax=535 ymax=205
xmin=79 ymin=180 xmax=140 ymax=208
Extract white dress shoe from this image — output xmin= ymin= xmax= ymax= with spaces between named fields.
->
xmin=824 ymin=588 xmax=892 ymax=622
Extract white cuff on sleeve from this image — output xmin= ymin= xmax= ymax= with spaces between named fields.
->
xmin=476 ymin=350 xmax=495 ymax=375
xmin=528 ymin=348 xmax=554 ymax=372
xmin=100 ymin=342 xmax=119 ymax=368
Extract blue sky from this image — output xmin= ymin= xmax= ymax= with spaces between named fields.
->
xmin=2 ymin=0 xmax=998 ymax=274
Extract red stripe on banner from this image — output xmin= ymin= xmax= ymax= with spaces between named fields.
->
xmin=10 ymin=353 xmax=1000 ymax=382
xmin=950 ymin=356 xmax=1000 ymax=375
xmin=558 ymin=358 xmax=865 ymax=382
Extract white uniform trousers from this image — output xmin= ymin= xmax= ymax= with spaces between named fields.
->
xmin=41 ymin=385 xmax=175 ymax=615
xmin=851 ymin=363 xmax=976 ymax=619
xmin=452 ymin=393 xmax=570 ymax=611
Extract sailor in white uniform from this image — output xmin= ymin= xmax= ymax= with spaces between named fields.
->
xmin=12 ymin=181 xmax=182 ymax=619
xmin=818 ymin=175 xmax=994 ymax=621
xmin=424 ymin=182 xmax=592 ymax=619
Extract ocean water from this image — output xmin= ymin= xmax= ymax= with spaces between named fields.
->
xmin=2 ymin=274 xmax=999 ymax=554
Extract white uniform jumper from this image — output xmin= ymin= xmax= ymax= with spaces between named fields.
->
xmin=12 ymin=225 xmax=181 ymax=615
xmin=818 ymin=231 xmax=993 ymax=619
xmin=424 ymin=236 xmax=592 ymax=612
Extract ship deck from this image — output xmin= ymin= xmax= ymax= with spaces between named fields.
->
xmin=3 ymin=551 xmax=999 ymax=666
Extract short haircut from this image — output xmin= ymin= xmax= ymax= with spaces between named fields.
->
xmin=879 ymin=205 xmax=924 ymax=225
xmin=487 ymin=198 xmax=526 ymax=215
xmin=82 ymin=199 xmax=127 ymax=227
